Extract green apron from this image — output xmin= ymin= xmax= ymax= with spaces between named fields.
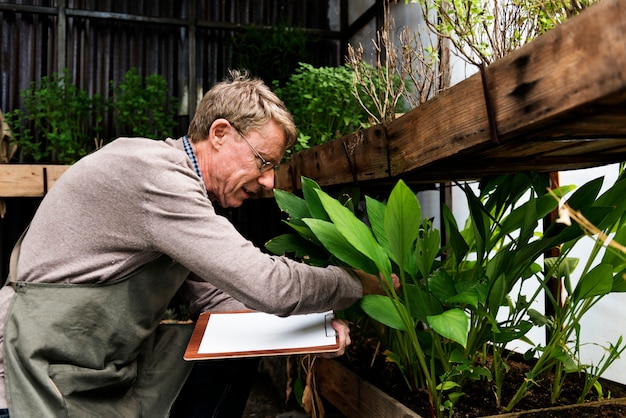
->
xmin=3 ymin=235 xmax=194 ymax=417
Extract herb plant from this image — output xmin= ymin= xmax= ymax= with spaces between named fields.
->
xmin=273 ymin=63 xmax=405 ymax=159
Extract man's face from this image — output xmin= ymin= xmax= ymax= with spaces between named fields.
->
xmin=204 ymin=119 xmax=286 ymax=208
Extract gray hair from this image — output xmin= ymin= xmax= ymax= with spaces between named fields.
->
xmin=187 ymin=69 xmax=296 ymax=148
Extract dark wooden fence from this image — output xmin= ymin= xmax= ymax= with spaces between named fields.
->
xmin=1 ymin=0 xmax=343 ymax=134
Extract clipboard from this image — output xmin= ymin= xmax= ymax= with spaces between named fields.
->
xmin=184 ymin=310 xmax=340 ymax=360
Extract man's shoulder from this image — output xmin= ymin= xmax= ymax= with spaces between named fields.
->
xmin=96 ymin=137 xmax=184 ymax=160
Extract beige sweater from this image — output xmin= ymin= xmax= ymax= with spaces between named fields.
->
xmin=0 ymin=137 xmax=362 ymax=408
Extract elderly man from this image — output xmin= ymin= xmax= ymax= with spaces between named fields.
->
xmin=0 ymin=70 xmax=381 ymax=417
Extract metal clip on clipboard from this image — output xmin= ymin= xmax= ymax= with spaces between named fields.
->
xmin=324 ymin=312 xmax=337 ymax=338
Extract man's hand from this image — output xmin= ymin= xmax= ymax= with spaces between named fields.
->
xmin=315 ymin=319 xmax=351 ymax=359
xmin=354 ymin=269 xmax=400 ymax=296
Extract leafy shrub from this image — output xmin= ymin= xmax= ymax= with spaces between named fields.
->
xmin=231 ymin=22 xmax=312 ymax=87
xmin=5 ymin=68 xmax=178 ymax=163
xmin=273 ymin=63 xmax=405 ymax=159
xmin=7 ymin=69 xmax=103 ymax=164
xmin=109 ymin=68 xmax=178 ymax=139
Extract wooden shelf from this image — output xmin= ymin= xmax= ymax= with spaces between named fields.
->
xmin=274 ymin=0 xmax=626 ymax=193
xmin=0 ymin=165 xmax=70 ymax=197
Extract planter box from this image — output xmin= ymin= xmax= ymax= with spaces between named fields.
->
xmin=314 ymin=358 xmax=421 ymax=418
xmin=314 ymin=358 xmax=626 ymax=418
xmin=0 ymin=164 xmax=70 ymax=197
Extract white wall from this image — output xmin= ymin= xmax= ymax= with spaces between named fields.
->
xmin=560 ymin=165 xmax=625 ymax=384
xmin=451 ymin=166 xmax=626 ymax=384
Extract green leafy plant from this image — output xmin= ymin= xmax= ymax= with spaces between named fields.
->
xmin=6 ymin=69 xmax=103 ymax=163
xmin=273 ymin=62 xmax=405 ymax=159
xmin=231 ymin=22 xmax=313 ymax=88
xmin=5 ymin=68 xmax=178 ymax=163
xmin=268 ymin=174 xmax=626 ymax=417
xmin=109 ymin=68 xmax=178 ymax=139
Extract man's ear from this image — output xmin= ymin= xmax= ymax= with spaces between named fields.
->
xmin=209 ymin=118 xmax=231 ymax=149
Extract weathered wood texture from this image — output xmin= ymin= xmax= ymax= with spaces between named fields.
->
xmin=0 ymin=165 xmax=69 ymax=197
xmin=275 ymin=0 xmax=626 ymax=192
xmin=315 ymin=358 xmax=421 ymax=418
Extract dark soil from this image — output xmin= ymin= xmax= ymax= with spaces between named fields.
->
xmin=339 ymin=336 xmax=626 ymax=418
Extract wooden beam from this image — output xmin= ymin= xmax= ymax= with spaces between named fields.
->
xmin=0 ymin=165 xmax=70 ymax=197
xmin=275 ymin=0 xmax=626 ymax=192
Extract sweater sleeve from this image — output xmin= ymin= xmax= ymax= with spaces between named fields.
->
xmin=142 ymin=149 xmax=363 ymax=316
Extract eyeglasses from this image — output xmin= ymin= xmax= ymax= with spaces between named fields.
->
xmin=231 ymin=123 xmax=278 ymax=173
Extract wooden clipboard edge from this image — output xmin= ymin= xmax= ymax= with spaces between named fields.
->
xmin=183 ymin=310 xmax=340 ymax=361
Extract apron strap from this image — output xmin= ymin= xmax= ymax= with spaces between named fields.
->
xmin=4 ymin=225 xmax=28 ymax=287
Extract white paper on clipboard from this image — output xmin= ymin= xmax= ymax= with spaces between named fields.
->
xmin=184 ymin=310 xmax=339 ymax=360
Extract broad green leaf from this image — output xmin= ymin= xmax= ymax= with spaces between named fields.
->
xmin=360 ymin=295 xmax=408 ymax=331
xmin=384 ymin=181 xmax=420 ymax=276
xmin=487 ymin=274 xmax=506 ymax=315
xmin=407 ymin=284 xmax=443 ymax=323
xmin=274 ymin=189 xmax=310 ymax=220
xmin=451 ymin=281 xmax=487 ymax=309
xmin=485 ymin=246 xmax=512 ymax=290
xmin=549 ymin=346 xmax=580 ymax=373
xmin=447 ymin=291 xmax=479 ymax=310
xmin=527 ymin=308 xmax=552 ymax=327
xmin=594 ymin=176 xmax=626 ymax=210
xmin=303 ymin=219 xmax=378 ymax=274
xmin=284 ymin=220 xmax=319 ymax=243
xmin=612 ymin=270 xmax=626 ymax=292
xmin=301 ymin=177 xmax=329 ymax=221
xmin=493 ymin=321 xmax=532 ymax=343
xmin=464 ymin=184 xmax=489 ymax=264
xmin=428 ymin=269 xmax=456 ymax=303
xmin=517 ymin=198 xmax=539 ymax=247
xmin=265 ymin=233 xmax=313 ymax=256
xmin=415 ymin=218 xmax=440 ymax=279
xmin=573 ymin=263 xmax=614 ymax=302
xmin=544 ymin=257 xmax=579 ymax=280
xmin=602 ymin=214 xmax=626 ymax=267
xmin=315 ymin=189 xmax=391 ymax=273
xmin=427 ymin=309 xmax=469 ymax=348
xmin=442 ymin=205 xmax=469 ymax=262
xmin=566 ymin=177 xmax=603 ymax=212
xmin=366 ymin=196 xmax=393 ymax=261
xmin=437 ymin=381 xmax=461 ymax=391
xmin=547 ymin=257 xmax=578 ymax=296
xmin=495 ymin=185 xmax=574 ymax=242
xmin=465 ymin=366 xmax=492 ymax=382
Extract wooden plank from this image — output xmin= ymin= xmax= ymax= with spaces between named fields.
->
xmin=314 ymin=358 xmax=421 ymax=418
xmin=274 ymin=0 xmax=626 ymax=192
xmin=275 ymin=124 xmax=389 ymax=192
xmin=0 ymin=165 xmax=70 ymax=197
xmin=487 ymin=3 xmax=626 ymax=143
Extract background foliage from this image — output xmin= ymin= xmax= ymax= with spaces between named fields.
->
xmin=5 ymin=68 xmax=178 ymax=164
